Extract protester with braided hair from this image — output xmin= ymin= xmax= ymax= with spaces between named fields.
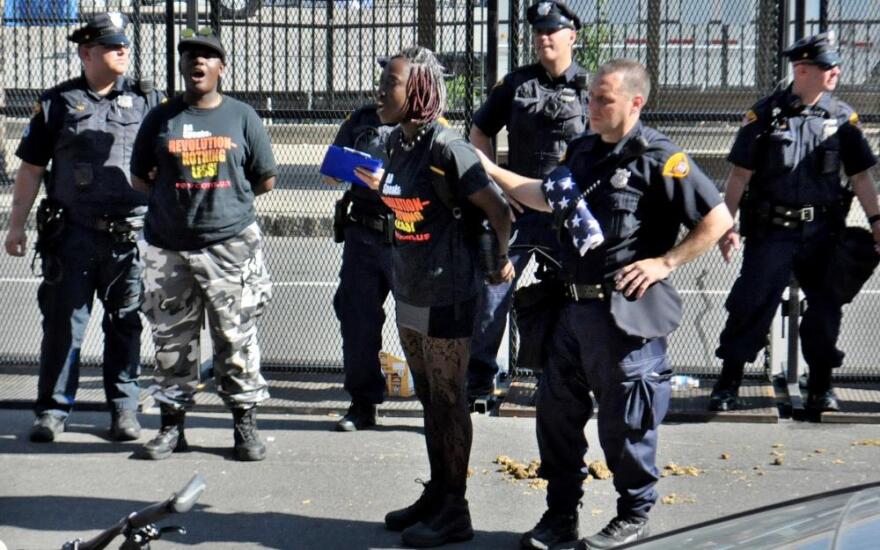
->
xmin=357 ymin=46 xmax=513 ymax=547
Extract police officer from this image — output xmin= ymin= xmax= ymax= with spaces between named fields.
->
xmin=477 ymin=59 xmax=732 ymax=549
xmin=4 ymin=13 xmax=163 ymax=443
xmin=325 ymin=98 xmax=394 ymax=431
xmin=467 ymin=0 xmax=589 ymax=398
xmin=710 ymin=32 xmax=880 ymax=413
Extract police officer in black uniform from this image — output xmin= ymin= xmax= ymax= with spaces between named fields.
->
xmin=710 ymin=32 xmax=880 ymax=413
xmin=477 ymin=59 xmax=732 ymax=549
xmin=325 ymin=99 xmax=394 ymax=431
xmin=467 ymin=0 xmax=589 ymax=398
xmin=4 ymin=13 xmax=163 ymax=443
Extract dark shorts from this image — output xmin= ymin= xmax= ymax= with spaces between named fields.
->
xmin=396 ymin=298 xmax=477 ymax=339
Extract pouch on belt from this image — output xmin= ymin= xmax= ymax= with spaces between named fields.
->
xmin=610 ymin=280 xmax=682 ymax=339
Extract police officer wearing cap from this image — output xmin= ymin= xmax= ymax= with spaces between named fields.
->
xmin=4 ymin=13 xmax=163 ymax=443
xmin=477 ymin=59 xmax=733 ymax=550
xmin=467 ymin=0 xmax=589 ymax=399
xmin=325 ymin=86 xmax=395 ymax=432
xmin=710 ymin=32 xmax=880 ymax=414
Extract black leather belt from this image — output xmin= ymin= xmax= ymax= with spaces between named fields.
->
xmin=770 ymin=204 xmax=835 ymax=229
xmin=562 ymin=283 xmax=610 ymax=301
xmin=348 ymin=212 xmax=386 ymax=233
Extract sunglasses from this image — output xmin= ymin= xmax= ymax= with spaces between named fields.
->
xmin=182 ymin=27 xmax=214 ymax=39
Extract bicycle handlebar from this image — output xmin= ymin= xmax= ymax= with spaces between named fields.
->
xmin=67 ymin=474 xmax=206 ymax=550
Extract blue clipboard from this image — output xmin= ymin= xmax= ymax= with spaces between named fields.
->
xmin=320 ymin=145 xmax=383 ymax=187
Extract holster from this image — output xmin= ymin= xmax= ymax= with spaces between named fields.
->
xmin=333 ymin=191 xmax=353 ymax=243
xmin=739 ymin=198 xmax=770 ymax=240
xmin=34 ymin=198 xmax=66 ymax=255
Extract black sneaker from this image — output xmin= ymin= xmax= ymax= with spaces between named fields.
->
xmin=385 ymin=479 xmax=444 ymax=531
xmin=806 ymin=389 xmax=840 ymax=412
xmin=400 ymin=494 xmax=474 ymax=548
xmin=580 ymin=516 xmax=649 ymax=549
xmin=335 ymin=401 xmax=377 ymax=432
xmin=29 ymin=413 xmax=65 ymax=443
xmin=708 ymin=382 xmax=740 ymax=412
xmin=520 ymin=509 xmax=579 ymax=549
xmin=110 ymin=409 xmax=141 ymax=441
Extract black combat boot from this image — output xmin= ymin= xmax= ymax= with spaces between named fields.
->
xmin=805 ymin=368 xmax=840 ymax=412
xmin=142 ymin=406 xmax=187 ymax=460
xmin=385 ymin=479 xmax=445 ymax=531
xmin=335 ymin=400 xmax=377 ymax=432
xmin=233 ymin=406 xmax=266 ymax=461
xmin=520 ymin=509 xmax=580 ymax=549
xmin=579 ymin=516 xmax=649 ymax=549
xmin=400 ymin=493 xmax=474 ymax=548
xmin=709 ymin=361 xmax=745 ymax=411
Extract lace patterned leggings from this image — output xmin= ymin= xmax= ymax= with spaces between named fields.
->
xmin=399 ymin=327 xmax=473 ymax=498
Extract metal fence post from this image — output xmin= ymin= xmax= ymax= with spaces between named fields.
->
xmin=487 ymin=0 xmax=498 ymax=94
xmin=166 ymin=0 xmax=176 ymax=96
xmin=509 ymin=0 xmax=520 ymax=72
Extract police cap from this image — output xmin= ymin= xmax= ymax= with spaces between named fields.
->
xmin=68 ymin=12 xmax=129 ymax=47
xmin=783 ymin=31 xmax=841 ymax=69
xmin=178 ymin=27 xmax=227 ymax=63
xmin=527 ymin=1 xmax=582 ymax=32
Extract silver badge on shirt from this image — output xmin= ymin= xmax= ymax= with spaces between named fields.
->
xmin=117 ymin=95 xmax=133 ymax=109
xmin=610 ymin=168 xmax=631 ymax=189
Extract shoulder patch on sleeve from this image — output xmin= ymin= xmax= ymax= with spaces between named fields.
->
xmin=849 ymin=111 xmax=860 ymax=127
xmin=662 ymin=152 xmax=690 ymax=179
xmin=741 ymin=109 xmax=758 ymax=126
xmin=437 ymin=117 xmax=450 ymax=127
xmin=32 ymin=102 xmax=42 ymax=117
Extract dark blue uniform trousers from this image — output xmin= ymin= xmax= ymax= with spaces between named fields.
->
xmin=716 ymin=221 xmax=844 ymax=374
xmin=536 ymin=300 xmax=672 ymax=519
xmin=333 ymin=224 xmax=393 ymax=404
xmin=470 ymin=214 xmax=559 ymax=383
xmin=37 ymin=223 xmax=143 ymax=417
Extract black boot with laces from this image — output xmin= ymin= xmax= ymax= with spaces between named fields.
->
xmin=233 ymin=406 xmax=266 ymax=461
xmin=142 ymin=406 xmax=188 ymax=460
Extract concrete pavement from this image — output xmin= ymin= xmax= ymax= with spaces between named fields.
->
xmin=2 ymin=408 xmax=879 ymax=549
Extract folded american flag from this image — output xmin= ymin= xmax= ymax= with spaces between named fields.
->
xmin=542 ymin=164 xmax=604 ymax=256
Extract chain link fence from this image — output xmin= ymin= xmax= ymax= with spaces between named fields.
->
xmin=1 ymin=0 xmax=878 ymax=380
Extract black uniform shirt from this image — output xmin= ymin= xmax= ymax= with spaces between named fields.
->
xmin=379 ymin=122 xmax=491 ymax=307
xmin=728 ymin=89 xmax=876 ymax=206
xmin=473 ymin=62 xmax=589 ymax=182
xmin=332 ymin=104 xmax=393 ymax=217
xmin=556 ymin=122 xmax=723 ymax=284
xmin=17 ymin=75 xmax=163 ymax=218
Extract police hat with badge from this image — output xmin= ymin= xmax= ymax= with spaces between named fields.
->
xmin=527 ymin=0 xmax=582 ymax=31
xmin=783 ymin=31 xmax=841 ymax=70
xmin=68 ymin=12 xmax=130 ymax=47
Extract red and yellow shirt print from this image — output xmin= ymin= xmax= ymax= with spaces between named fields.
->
xmin=383 ymin=195 xmax=432 ymax=242
xmin=167 ymin=130 xmax=236 ymax=188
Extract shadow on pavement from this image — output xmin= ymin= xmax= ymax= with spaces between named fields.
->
xmin=0 ymin=495 xmax=519 ymax=549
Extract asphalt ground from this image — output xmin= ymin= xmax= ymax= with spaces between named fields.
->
xmin=2 ymin=408 xmax=880 ymax=549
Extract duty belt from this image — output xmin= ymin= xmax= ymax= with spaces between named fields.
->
xmin=562 ymin=283 xmax=611 ymax=301
xmin=69 ymin=213 xmax=144 ymax=234
xmin=348 ymin=212 xmax=387 ymax=234
xmin=770 ymin=204 xmax=835 ymax=229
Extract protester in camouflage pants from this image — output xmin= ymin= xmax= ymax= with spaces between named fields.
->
xmin=130 ymin=30 xmax=277 ymax=461
xmin=142 ymin=222 xmax=272 ymax=408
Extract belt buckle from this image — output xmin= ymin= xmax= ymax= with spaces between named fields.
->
xmin=800 ymin=206 xmax=814 ymax=222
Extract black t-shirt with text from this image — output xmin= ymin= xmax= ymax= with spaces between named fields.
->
xmin=131 ymin=95 xmax=277 ymax=250
xmin=380 ymin=122 xmax=491 ymax=307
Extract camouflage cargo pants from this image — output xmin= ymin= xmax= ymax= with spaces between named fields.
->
xmin=142 ymin=222 xmax=272 ymax=408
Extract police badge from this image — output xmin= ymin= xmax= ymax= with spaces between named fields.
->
xmin=610 ymin=168 xmax=630 ymax=189
xmin=537 ymin=2 xmax=552 ymax=16
xmin=822 ymin=119 xmax=838 ymax=140
xmin=117 ymin=95 xmax=133 ymax=109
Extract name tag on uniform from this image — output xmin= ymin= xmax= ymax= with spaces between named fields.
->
xmin=117 ymin=95 xmax=133 ymax=109
xmin=822 ymin=119 xmax=838 ymax=140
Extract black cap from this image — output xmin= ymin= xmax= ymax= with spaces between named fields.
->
xmin=783 ymin=31 xmax=841 ymax=69
xmin=527 ymin=1 xmax=581 ymax=31
xmin=178 ymin=28 xmax=226 ymax=63
xmin=68 ymin=12 xmax=129 ymax=46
